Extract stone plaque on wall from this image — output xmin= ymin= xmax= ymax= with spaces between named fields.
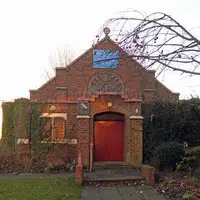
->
xmin=77 ymin=101 xmax=89 ymax=115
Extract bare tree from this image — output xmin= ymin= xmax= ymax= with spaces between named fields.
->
xmin=44 ymin=46 xmax=74 ymax=80
xmin=97 ymin=11 xmax=200 ymax=75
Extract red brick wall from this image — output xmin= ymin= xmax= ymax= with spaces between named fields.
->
xmin=30 ymin=38 xmax=145 ymax=102
xmin=41 ymin=103 xmax=78 ymax=140
xmin=154 ymin=80 xmax=179 ymax=101
xmin=77 ymin=117 xmax=90 ymax=167
xmin=142 ymin=70 xmax=179 ymax=102
xmin=89 ymin=95 xmax=142 ymax=164
xmin=30 ymin=78 xmax=57 ymax=101
xmin=41 ymin=103 xmax=79 ymax=165
xmin=47 ymin=144 xmax=77 ymax=165
xmin=28 ymin=36 xmax=179 ymax=167
xmin=30 ymin=37 xmax=178 ymax=102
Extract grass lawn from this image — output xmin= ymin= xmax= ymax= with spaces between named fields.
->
xmin=0 ymin=177 xmax=82 ymax=200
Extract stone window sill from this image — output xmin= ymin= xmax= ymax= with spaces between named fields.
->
xmin=41 ymin=139 xmax=77 ymax=144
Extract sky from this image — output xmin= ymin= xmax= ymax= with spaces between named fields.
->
xmin=0 ymin=0 xmax=200 ymax=137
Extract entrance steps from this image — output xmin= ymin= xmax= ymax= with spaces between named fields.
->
xmin=84 ymin=162 xmax=145 ymax=185
xmin=93 ymin=161 xmax=133 ymax=171
xmin=93 ymin=161 xmax=132 ymax=171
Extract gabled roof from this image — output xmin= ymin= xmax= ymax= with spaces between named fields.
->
xmin=55 ymin=35 xmax=145 ymax=72
xmin=30 ymin=34 xmax=178 ymax=95
xmin=29 ymin=77 xmax=56 ymax=92
xmin=31 ymin=36 xmax=116 ymax=92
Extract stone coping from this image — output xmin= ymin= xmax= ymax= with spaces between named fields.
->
xmin=40 ymin=113 xmax=67 ymax=120
xmin=130 ymin=116 xmax=144 ymax=120
xmin=76 ymin=115 xmax=90 ymax=119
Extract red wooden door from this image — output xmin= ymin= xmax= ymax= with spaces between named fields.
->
xmin=94 ymin=121 xmax=124 ymax=161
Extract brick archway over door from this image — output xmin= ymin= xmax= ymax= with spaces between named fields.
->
xmin=94 ymin=112 xmax=124 ymax=161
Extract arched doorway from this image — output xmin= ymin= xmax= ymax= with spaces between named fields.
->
xmin=94 ymin=112 xmax=124 ymax=161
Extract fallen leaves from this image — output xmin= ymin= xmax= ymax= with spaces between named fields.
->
xmin=155 ymin=174 xmax=200 ymax=200
xmin=84 ymin=180 xmax=146 ymax=187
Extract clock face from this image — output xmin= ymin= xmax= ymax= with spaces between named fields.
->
xmin=77 ymin=101 xmax=89 ymax=115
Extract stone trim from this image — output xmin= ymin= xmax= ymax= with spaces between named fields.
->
xmin=29 ymin=89 xmax=37 ymax=92
xmin=41 ymin=139 xmax=77 ymax=144
xmin=144 ymin=89 xmax=156 ymax=91
xmin=124 ymin=98 xmax=142 ymax=102
xmin=56 ymin=87 xmax=68 ymax=90
xmin=30 ymin=100 xmax=77 ymax=104
xmin=40 ymin=113 xmax=67 ymax=120
xmin=76 ymin=115 xmax=90 ymax=119
xmin=130 ymin=116 xmax=144 ymax=120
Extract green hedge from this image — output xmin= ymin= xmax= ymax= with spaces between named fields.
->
xmin=1 ymin=102 xmax=15 ymax=151
xmin=142 ymin=98 xmax=200 ymax=163
xmin=151 ymin=141 xmax=184 ymax=170
xmin=1 ymin=99 xmax=43 ymax=152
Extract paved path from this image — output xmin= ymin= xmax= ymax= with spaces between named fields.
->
xmin=80 ymin=185 xmax=166 ymax=200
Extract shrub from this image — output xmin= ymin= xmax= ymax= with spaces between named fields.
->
xmin=44 ymin=159 xmax=77 ymax=173
xmin=142 ymin=99 xmax=200 ymax=163
xmin=151 ymin=142 xmax=184 ymax=170
xmin=177 ymin=145 xmax=200 ymax=174
xmin=0 ymin=152 xmax=23 ymax=173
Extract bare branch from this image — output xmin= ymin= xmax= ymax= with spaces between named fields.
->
xmin=44 ymin=46 xmax=75 ymax=80
xmin=99 ymin=11 xmax=200 ymax=75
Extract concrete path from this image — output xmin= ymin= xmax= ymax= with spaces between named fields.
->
xmin=80 ymin=185 xmax=166 ymax=200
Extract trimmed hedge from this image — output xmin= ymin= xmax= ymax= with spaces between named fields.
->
xmin=142 ymin=98 xmax=200 ymax=163
xmin=1 ymin=98 xmax=43 ymax=152
xmin=1 ymin=102 xmax=15 ymax=151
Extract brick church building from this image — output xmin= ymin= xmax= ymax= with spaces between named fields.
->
xmin=29 ymin=29 xmax=179 ymax=168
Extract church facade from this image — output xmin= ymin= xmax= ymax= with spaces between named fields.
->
xmin=29 ymin=31 xmax=179 ymax=168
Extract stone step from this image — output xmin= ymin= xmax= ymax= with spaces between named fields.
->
xmin=84 ymin=167 xmax=145 ymax=185
xmin=92 ymin=161 xmax=133 ymax=171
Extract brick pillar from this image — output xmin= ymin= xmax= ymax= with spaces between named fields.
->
xmin=141 ymin=165 xmax=156 ymax=185
xmin=129 ymin=116 xmax=143 ymax=167
xmin=76 ymin=115 xmax=90 ymax=168
xmin=75 ymin=153 xmax=83 ymax=185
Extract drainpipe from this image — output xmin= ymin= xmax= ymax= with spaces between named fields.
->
xmin=89 ymin=142 xmax=93 ymax=172
xmin=51 ymin=117 xmax=54 ymax=141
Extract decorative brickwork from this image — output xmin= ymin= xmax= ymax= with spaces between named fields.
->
xmin=89 ymin=72 xmax=123 ymax=94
